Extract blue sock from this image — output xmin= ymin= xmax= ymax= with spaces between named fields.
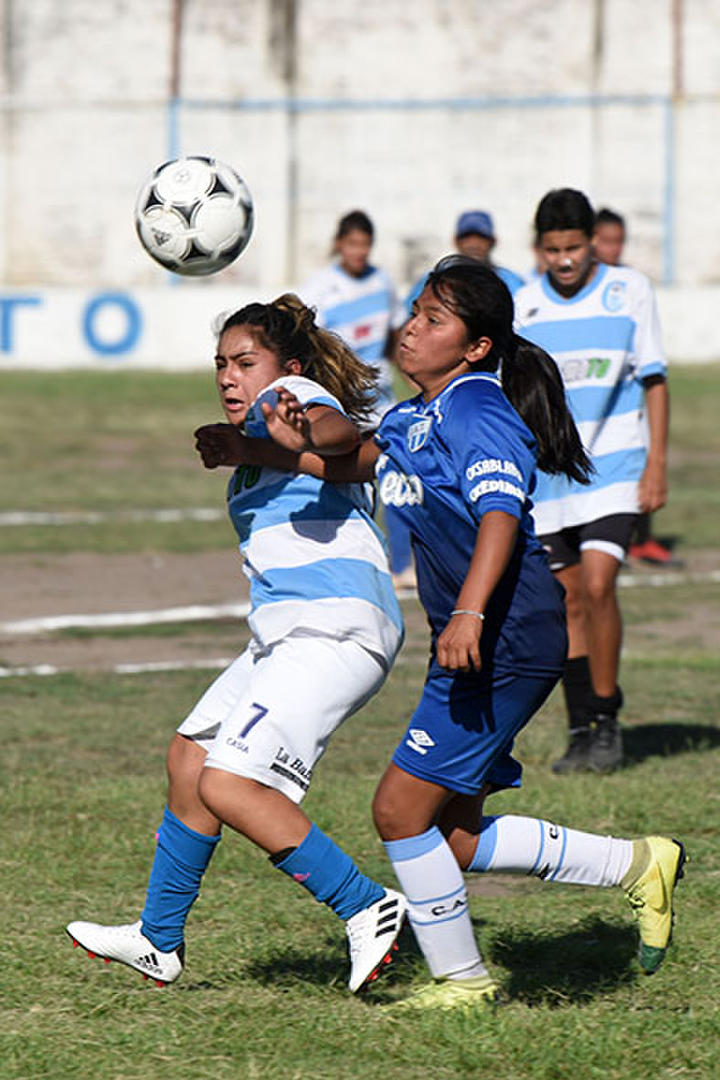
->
xmin=274 ymin=823 xmax=384 ymax=920
xmin=140 ymin=807 xmax=221 ymax=951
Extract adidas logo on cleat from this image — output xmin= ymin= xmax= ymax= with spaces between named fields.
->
xmin=65 ymin=919 xmax=184 ymax=985
xmin=134 ymin=952 xmax=163 ymax=976
xmin=345 ymin=889 xmax=407 ymax=993
xmin=375 ymin=899 xmax=403 ymax=937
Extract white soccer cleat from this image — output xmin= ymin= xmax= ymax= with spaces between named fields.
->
xmin=66 ymin=919 xmax=184 ymax=986
xmin=345 ymin=888 xmax=406 ymax=993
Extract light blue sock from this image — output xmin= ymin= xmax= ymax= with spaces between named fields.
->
xmin=140 ymin=806 xmax=221 ymax=951
xmin=274 ymin=823 xmax=384 ymax=920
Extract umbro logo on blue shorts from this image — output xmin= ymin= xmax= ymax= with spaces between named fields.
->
xmin=406 ymin=728 xmax=435 ymax=755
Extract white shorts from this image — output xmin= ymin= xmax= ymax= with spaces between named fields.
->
xmin=177 ymin=634 xmax=387 ymax=804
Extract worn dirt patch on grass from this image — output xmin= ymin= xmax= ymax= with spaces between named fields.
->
xmin=2 ymin=548 xmax=720 ymax=674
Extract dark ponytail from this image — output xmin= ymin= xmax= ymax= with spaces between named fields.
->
xmin=425 ymin=256 xmax=592 ymax=484
xmin=501 ymin=335 xmax=592 ymax=483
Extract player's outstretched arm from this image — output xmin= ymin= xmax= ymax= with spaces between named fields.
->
xmin=262 ymin=387 xmax=361 ymax=456
xmin=194 ymin=422 xmax=379 ymax=483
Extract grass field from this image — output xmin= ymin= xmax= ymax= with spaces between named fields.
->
xmin=2 ymin=366 xmax=720 ymax=1079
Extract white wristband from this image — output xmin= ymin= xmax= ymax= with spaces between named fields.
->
xmin=450 ymin=609 xmax=485 ymax=620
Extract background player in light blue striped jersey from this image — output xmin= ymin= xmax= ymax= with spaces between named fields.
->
xmin=66 ymin=294 xmax=406 ymax=994
xmin=515 ymin=189 xmax=670 ymax=775
xmin=228 ymin=258 xmax=684 ymax=1010
xmin=299 ymin=209 xmax=415 ymax=588
xmin=593 ymin=206 xmax=681 ymax=568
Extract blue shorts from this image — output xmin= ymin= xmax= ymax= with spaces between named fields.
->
xmin=392 ymin=668 xmax=558 ymax=796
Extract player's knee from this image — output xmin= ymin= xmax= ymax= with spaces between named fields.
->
xmin=372 ymin=785 xmax=408 ymax=840
xmin=371 ymin=787 xmax=392 ymax=838
xmin=166 ymin=733 xmax=205 ymax=784
xmin=563 ymin=587 xmax=585 ymax=624
xmin=373 ymin=783 xmax=431 ymax=841
xmin=583 ymin=572 xmax=617 ymax=607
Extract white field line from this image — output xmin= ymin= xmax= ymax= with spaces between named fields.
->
xmin=618 ymin=568 xmax=720 ymax=587
xmin=2 ymin=602 xmax=251 ymax=636
xmin=3 ymin=568 xmax=719 ymax=640
xmin=0 ymin=508 xmax=224 ymax=526
xmin=1 ymin=569 xmax=719 ymax=679
xmin=0 ymin=657 xmax=235 ymax=678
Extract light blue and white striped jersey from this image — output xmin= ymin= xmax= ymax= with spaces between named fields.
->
xmin=514 ymin=263 xmax=666 ymax=534
xmin=299 ymin=263 xmax=406 ymax=419
xmin=229 ymin=374 xmax=403 ymax=668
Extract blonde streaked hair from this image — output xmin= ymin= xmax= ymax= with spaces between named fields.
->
xmin=215 ymin=293 xmax=379 ymax=425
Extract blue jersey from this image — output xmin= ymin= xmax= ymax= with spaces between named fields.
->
xmin=375 ymin=373 xmax=566 ymax=678
xmin=229 ymin=374 xmax=404 ymax=668
xmin=514 ymin=263 xmax=666 ymax=534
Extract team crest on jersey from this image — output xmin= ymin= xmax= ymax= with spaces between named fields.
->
xmin=407 ymin=417 xmax=432 ymax=452
xmin=602 ymin=280 xmax=627 ymax=312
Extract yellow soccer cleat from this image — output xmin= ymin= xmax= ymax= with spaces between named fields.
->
xmin=622 ymin=836 xmax=686 ymax=974
xmin=390 ymin=974 xmax=500 ymax=1012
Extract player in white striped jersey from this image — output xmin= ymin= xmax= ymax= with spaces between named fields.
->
xmin=299 ymin=210 xmax=414 ymax=587
xmin=515 ymin=188 xmax=669 ymax=774
xmin=66 ymin=295 xmax=406 ymax=993
xmin=593 ymin=207 xmax=680 ymax=567
xmin=299 ymin=210 xmax=407 ymax=421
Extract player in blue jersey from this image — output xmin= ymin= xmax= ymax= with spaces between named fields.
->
xmin=405 ymin=209 xmax=525 ymax=316
xmin=515 ymin=189 xmax=670 ymax=775
xmin=224 ymin=258 xmax=685 ymax=1010
xmin=300 ymin=209 xmax=415 ymax=588
xmin=66 ymin=294 xmax=406 ymax=993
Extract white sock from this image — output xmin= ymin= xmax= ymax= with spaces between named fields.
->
xmin=384 ymin=826 xmax=488 ymax=980
xmin=469 ymin=815 xmax=633 ymax=887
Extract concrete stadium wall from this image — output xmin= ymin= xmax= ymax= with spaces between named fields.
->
xmin=0 ymin=284 xmax=715 ymax=369
xmin=1 ymin=0 xmax=719 ymax=362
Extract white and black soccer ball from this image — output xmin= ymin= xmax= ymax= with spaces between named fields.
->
xmin=135 ymin=156 xmax=254 ymax=276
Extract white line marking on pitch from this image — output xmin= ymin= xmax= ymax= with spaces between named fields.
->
xmin=0 ymin=508 xmax=224 ymax=526
xmin=3 ymin=570 xmax=719 ymax=639
xmin=618 ymin=569 xmax=720 ymax=587
xmin=0 ymin=658 xmax=235 ymax=679
xmin=2 ymin=569 xmax=719 ymax=679
xmin=1 ymin=603 xmax=250 ymax=636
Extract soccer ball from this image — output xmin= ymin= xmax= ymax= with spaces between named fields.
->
xmin=135 ymin=156 xmax=254 ymax=276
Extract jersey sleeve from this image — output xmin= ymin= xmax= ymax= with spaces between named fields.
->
xmin=446 ymin=386 xmax=533 ymax=523
xmin=243 ymin=375 xmax=344 ymax=438
xmin=631 ymin=273 xmax=666 ymax=380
